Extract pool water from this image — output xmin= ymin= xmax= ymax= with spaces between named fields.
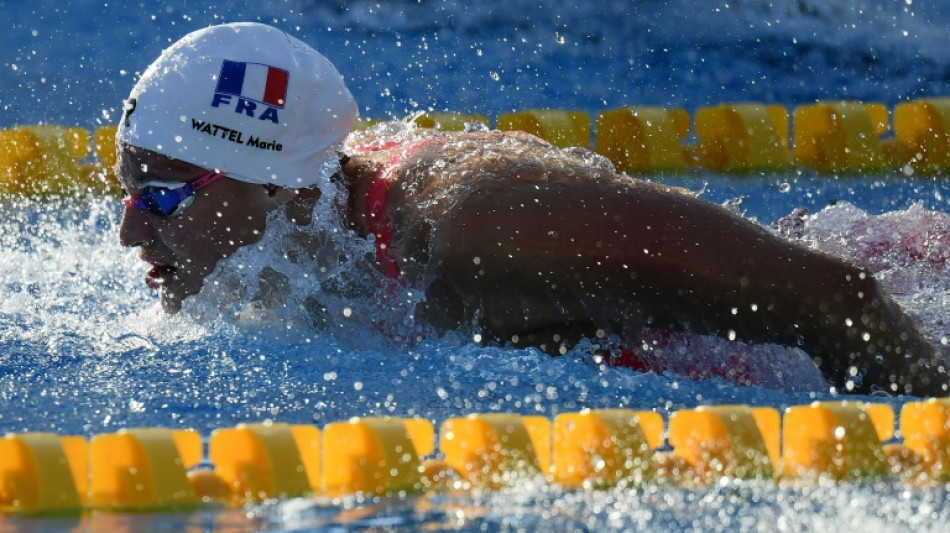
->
xmin=4 ymin=0 xmax=950 ymax=531
xmin=5 ymin=481 xmax=950 ymax=531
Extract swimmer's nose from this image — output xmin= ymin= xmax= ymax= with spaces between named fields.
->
xmin=118 ymin=205 xmax=155 ymax=248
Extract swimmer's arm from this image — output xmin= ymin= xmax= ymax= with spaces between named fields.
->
xmin=427 ymin=178 xmax=948 ymax=395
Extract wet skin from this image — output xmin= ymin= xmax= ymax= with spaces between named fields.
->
xmin=343 ymin=130 xmax=949 ymax=396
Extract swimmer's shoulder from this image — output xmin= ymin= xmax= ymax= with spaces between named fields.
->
xmin=345 ymin=121 xmax=694 ymax=197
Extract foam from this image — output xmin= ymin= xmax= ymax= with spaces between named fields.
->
xmin=792 ymin=201 xmax=950 ymax=348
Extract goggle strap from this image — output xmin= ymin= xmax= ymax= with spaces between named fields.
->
xmin=121 ymin=171 xmax=227 ymax=216
xmin=192 ymin=171 xmax=227 ymax=191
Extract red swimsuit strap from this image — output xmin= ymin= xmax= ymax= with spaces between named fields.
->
xmin=359 ymin=137 xmax=443 ymax=278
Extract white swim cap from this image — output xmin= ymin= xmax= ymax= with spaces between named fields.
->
xmin=116 ymin=22 xmax=358 ymax=188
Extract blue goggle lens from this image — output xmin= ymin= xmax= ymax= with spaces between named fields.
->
xmin=137 ymin=183 xmax=195 ymax=217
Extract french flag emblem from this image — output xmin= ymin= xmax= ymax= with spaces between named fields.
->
xmin=215 ymin=60 xmax=289 ymax=108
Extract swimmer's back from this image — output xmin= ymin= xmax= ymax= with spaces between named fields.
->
xmin=369 ymin=128 xmax=706 ymax=335
xmin=374 ymin=128 xmax=686 ymax=270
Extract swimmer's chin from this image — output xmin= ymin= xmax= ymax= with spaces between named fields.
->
xmin=159 ymin=291 xmax=184 ymax=314
xmin=155 ymin=269 xmax=212 ymax=314
xmin=157 ymin=282 xmax=201 ymax=315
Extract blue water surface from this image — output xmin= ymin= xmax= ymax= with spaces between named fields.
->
xmin=3 ymin=0 xmax=950 ymax=128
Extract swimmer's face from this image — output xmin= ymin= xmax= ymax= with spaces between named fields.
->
xmin=117 ymin=145 xmax=293 ymax=313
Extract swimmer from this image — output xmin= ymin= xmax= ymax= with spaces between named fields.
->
xmin=116 ymin=23 xmax=949 ymax=396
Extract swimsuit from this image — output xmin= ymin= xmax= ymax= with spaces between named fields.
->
xmin=353 ymin=137 xmax=443 ymax=279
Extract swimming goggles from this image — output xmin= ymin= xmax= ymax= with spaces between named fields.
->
xmin=122 ymin=170 xmax=227 ymax=217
